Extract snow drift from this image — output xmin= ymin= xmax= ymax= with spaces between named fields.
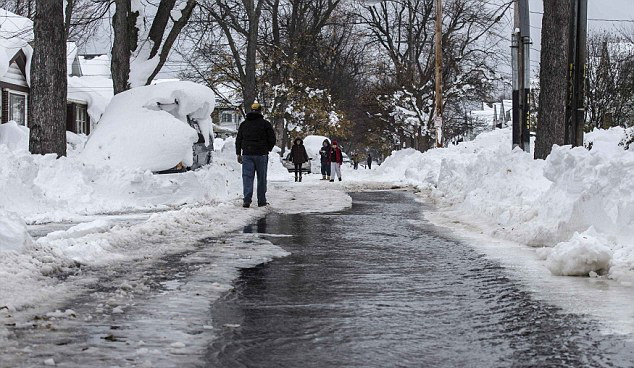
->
xmin=0 ymin=210 xmax=31 ymax=252
xmin=373 ymin=127 xmax=634 ymax=283
xmin=80 ymin=81 xmax=215 ymax=172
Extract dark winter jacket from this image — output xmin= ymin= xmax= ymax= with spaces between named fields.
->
xmin=367 ymin=155 xmax=372 ymax=165
xmin=329 ymin=146 xmax=343 ymax=164
xmin=319 ymin=142 xmax=331 ymax=164
xmin=235 ymin=112 xmax=276 ymax=156
xmin=290 ymin=140 xmax=309 ymax=164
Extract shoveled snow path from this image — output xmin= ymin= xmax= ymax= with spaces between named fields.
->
xmin=0 ymin=180 xmax=351 ymax=366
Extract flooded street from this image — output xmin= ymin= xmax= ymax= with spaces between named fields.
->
xmin=1 ymin=191 xmax=633 ymax=367
xmin=208 ymin=191 xmax=634 ymax=368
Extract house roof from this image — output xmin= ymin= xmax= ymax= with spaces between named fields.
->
xmin=78 ymin=54 xmax=111 ymax=77
xmin=0 ymin=8 xmax=33 ymax=85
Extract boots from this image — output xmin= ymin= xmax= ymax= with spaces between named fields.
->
xmin=321 ymin=175 xmax=326 ymax=180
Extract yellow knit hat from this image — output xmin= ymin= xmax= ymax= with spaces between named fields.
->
xmin=251 ymin=102 xmax=262 ymax=111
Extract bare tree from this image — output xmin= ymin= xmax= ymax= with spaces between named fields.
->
xmin=586 ymin=32 xmax=634 ymax=129
xmin=197 ymin=0 xmax=265 ymax=111
xmin=28 ymin=0 xmax=67 ymax=156
xmin=361 ymin=0 xmax=510 ymax=150
xmin=535 ymin=0 xmax=570 ymax=160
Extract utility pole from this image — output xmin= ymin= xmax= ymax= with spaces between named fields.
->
xmin=511 ymin=0 xmax=531 ymax=152
xmin=434 ymin=0 xmax=443 ymax=148
xmin=565 ymin=0 xmax=588 ymax=147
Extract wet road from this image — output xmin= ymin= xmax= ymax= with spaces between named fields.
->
xmin=208 ymin=191 xmax=634 ymax=368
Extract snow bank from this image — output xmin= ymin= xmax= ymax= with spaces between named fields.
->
xmin=545 ymin=228 xmax=613 ymax=276
xmin=0 ymin=210 xmax=31 ymax=252
xmin=80 ymin=81 xmax=215 ymax=172
xmin=268 ymin=148 xmax=291 ymax=182
xmin=0 ymin=143 xmax=243 ymax=223
xmin=0 ymin=121 xmax=29 ymax=152
xmin=372 ymin=127 xmax=634 ymax=283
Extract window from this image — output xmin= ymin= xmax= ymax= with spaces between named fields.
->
xmin=9 ymin=93 xmax=26 ymax=126
xmin=75 ymin=104 xmax=88 ymax=134
xmin=221 ymin=112 xmax=233 ymax=124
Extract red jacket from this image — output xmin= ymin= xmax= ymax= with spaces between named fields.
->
xmin=329 ymin=147 xmax=343 ymax=164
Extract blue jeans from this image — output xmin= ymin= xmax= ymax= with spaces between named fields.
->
xmin=242 ymin=155 xmax=268 ymax=205
xmin=321 ymin=161 xmax=331 ymax=176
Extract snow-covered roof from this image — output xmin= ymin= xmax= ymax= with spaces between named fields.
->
xmin=78 ymin=54 xmax=111 ymax=77
xmin=68 ymin=76 xmax=113 ymax=123
xmin=0 ymin=8 xmax=33 ymax=84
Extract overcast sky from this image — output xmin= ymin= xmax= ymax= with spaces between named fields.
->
xmin=83 ymin=0 xmax=634 ymax=80
xmin=524 ymin=0 xmax=634 ymax=73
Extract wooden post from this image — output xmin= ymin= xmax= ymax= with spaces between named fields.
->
xmin=434 ymin=0 xmax=443 ymax=148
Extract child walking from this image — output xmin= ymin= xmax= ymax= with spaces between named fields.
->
xmin=289 ymin=138 xmax=309 ymax=182
xmin=319 ymin=139 xmax=331 ymax=180
xmin=329 ymin=140 xmax=343 ymax=182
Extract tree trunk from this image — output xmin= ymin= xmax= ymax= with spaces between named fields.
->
xmin=111 ymin=0 xmax=138 ymax=94
xmin=535 ymin=0 xmax=571 ymax=159
xmin=29 ymin=0 xmax=67 ymax=156
xmin=243 ymin=10 xmax=261 ymax=111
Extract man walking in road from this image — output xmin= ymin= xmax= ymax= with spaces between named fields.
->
xmin=236 ymin=103 xmax=276 ymax=208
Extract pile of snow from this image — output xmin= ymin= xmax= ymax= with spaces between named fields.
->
xmin=268 ymin=147 xmax=291 ymax=182
xmin=80 ymin=81 xmax=215 ymax=172
xmin=545 ymin=227 xmax=613 ymax=276
xmin=0 ymin=142 xmax=244 ymax=223
xmin=0 ymin=121 xmax=29 ymax=151
xmin=371 ymin=127 xmax=634 ymax=284
xmin=0 ymin=210 xmax=31 ymax=252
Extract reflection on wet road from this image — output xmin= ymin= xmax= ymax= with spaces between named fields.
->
xmin=208 ymin=191 xmax=634 ymax=368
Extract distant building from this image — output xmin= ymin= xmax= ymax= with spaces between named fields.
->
xmin=211 ymin=84 xmax=242 ymax=138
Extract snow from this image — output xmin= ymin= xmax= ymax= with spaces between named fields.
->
xmin=67 ymin=76 xmax=111 ymax=123
xmin=77 ymin=55 xmax=111 ymax=77
xmin=545 ymin=227 xmax=613 ymax=276
xmin=351 ymin=127 xmax=634 ymax=284
xmin=0 ymin=9 xmax=33 ymax=82
xmin=80 ymin=81 xmax=215 ymax=171
xmin=0 ymin=121 xmax=29 ymax=151
xmin=0 ymin=210 xmax=31 ymax=252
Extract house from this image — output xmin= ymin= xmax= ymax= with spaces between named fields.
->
xmin=211 ymin=84 xmax=243 ymax=138
xmin=0 ymin=8 xmax=110 ymax=137
xmin=0 ymin=8 xmax=32 ymax=127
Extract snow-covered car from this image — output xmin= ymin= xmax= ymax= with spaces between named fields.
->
xmin=282 ymin=153 xmax=312 ymax=174
xmin=156 ymin=118 xmax=213 ymax=174
xmin=81 ymin=81 xmax=216 ymax=173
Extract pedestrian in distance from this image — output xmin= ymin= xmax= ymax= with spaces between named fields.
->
xmin=319 ymin=139 xmax=331 ymax=180
xmin=329 ymin=140 xmax=343 ymax=182
xmin=367 ymin=153 xmax=372 ymax=170
xmin=290 ymin=137 xmax=309 ymax=182
xmin=235 ymin=102 xmax=276 ymax=208
xmin=353 ymin=153 xmax=359 ymax=170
